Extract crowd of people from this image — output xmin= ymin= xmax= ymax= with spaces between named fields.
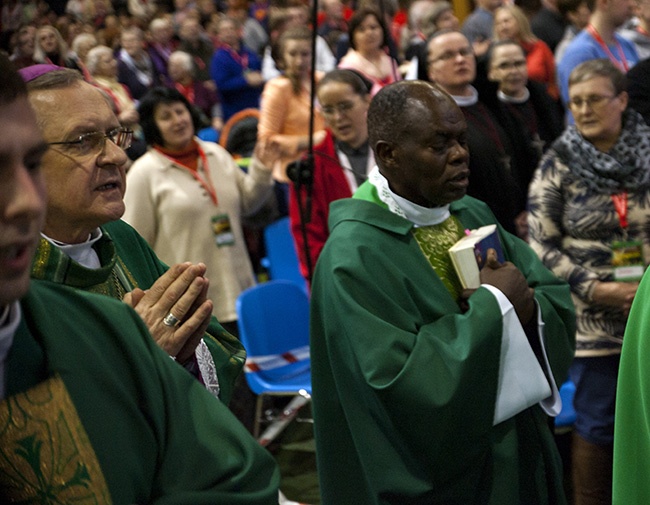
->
xmin=3 ymin=0 xmax=650 ymax=503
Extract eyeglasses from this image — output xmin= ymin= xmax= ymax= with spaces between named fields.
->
xmin=428 ymin=46 xmax=473 ymax=64
xmin=48 ymin=127 xmax=133 ymax=155
xmin=320 ymin=100 xmax=357 ymax=117
xmin=493 ymin=59 xmax=527 ymax=71
xmin=568 ymin=94 xmax=618 ymax=111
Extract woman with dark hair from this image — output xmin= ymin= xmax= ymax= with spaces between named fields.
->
xmin=258 ymin=26 xmax=326 ymax=183
xmin=338 ymin=8 xmax=400 ymax=95
xmin=289 ymin=68 xmax=373 ymax=283
xmin=122 ymin=87 xmax=277 ymax=333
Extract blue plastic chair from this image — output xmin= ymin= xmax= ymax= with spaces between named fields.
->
xmin=555 ymin=379 xmax=577 ymax=431
xmin=261 ymin=217 xmax=308 ymax=293
xmin=236 ymin=280 xmax=312 ymax=437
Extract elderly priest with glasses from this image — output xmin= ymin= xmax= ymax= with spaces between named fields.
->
xmin=0 ymin=53 xmax=279 ymax=504
xmin=20 ymin=64 xmax=245 ymax=405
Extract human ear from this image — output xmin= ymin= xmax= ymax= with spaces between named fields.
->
xmin=375 ymin=140 xmax=397 ymax=168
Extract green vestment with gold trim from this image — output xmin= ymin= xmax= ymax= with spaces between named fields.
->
xmin=30 ymin=219 xmax=244 ymax=404
xmin=311 ymin=187 xmax=576 ymax=504
xmin=1 ymin=281 xmax=279 ymax=504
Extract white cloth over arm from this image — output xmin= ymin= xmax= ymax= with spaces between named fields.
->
xmin=482 ymin=284 xmax=561 ymax=425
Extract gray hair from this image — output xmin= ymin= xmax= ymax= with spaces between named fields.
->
xmin=150 ymin=17 xmax=171 ymax=32
xmin=85 ymin=45 xmax=114 ymax=74
xmin=71 ymin=33 xmax=98 ymax=56
xmin=26 ymin=68 xmax=84 ymax=92
xmin=169 ymin=51 xmax=194 ymax=74
xmin=569 ymin=58 xmax=627 ymax=95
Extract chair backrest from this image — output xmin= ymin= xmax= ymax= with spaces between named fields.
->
xmin=236 ymin=280 xmax=310 ymax=380
xmin=555 ymin=379 xmax=577 ymax=428
xmin=219 ymin=108 xmax=260 ymax=159
xmin=263 ymin=217 xmax=307 ymax=292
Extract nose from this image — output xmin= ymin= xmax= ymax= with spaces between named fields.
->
xmin=449 ymin=139 xmax=469 ymax=163
xmin=98 ymin=135 xmax=129 ymax=167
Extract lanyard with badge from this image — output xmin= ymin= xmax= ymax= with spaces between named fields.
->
xmin=611 ymin=192 xmax=644 ymax=281
xmin=157 ymin=145 xmax=235 ymax=247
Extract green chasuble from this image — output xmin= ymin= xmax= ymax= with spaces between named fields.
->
xmin=1 ymin=281 xmax=279 ymax=504
xmin=30 ymin=219 xmax=245 ymax=405
xmin=613 ymin=269 xmax=650 ymax=504
xmin=310 ymin=189 xmax=576 ymax=505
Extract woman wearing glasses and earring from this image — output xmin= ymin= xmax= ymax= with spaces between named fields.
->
xmin=528 ymin=58 xmax=650 ymax=505
xmin=288 ymin=69 xmax=372 ymax=284
xmin=483 ymin=40 xmax=563 ymax=241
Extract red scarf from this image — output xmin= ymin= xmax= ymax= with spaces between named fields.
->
xmin=154 ymin=140 xmax=200 ymax=171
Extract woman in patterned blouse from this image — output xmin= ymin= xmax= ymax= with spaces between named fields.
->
xmin=528 ymin=58 xmax=650 ymax=505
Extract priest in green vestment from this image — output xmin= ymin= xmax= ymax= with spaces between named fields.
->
xmin=21 ymin=66 xmax=247 ymax=404
xmin=0 ymin=53 xmax=279 ymax=504
xmin=613 ymin=269 xmax=650 ymax=504
xmin=310 ymin=81 xmax=576 ymax=504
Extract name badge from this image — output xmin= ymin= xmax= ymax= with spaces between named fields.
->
xmin=611 ymin=240 xmax=645 ymax=282
xmin=211 ymin=213 xmax=235 ymax=247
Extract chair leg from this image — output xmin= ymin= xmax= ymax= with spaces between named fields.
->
xmin=254 ymin=394 xmax=265 ymax=439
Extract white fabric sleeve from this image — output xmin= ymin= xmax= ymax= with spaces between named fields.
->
xmin=481 ymin=285 xmax=561 ymax=425
xmin=194 ymin=339 xmax=221 ymax=400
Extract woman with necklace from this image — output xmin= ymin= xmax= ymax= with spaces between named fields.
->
xmin=289 ymin=69 xmax=373 ymax=284
xmin=338 ymin=7 xmax=400 ymax=96
xmin=258 ymin=26 xmax=326 ymax=184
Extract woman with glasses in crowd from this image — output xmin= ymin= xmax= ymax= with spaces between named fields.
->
xmin=528 ymin=58 xmax=650 ymax=505
xmin=289 ymin=69 xmax=372 ymax=283
xmin=493 ymin=4 xmax=559 ymax=101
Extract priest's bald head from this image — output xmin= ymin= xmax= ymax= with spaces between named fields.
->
xmin=367 ymin=80 xmax=470 ymax=208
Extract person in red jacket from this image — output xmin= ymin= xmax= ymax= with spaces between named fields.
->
xmin=289 ymin=69 xmax=372 ymax=283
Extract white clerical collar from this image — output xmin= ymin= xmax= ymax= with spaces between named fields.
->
xmin=497 ymin=87 xmax=530 ymax=104
xmin=368 ymin=167 xmax=451 ymax=226
xmin=450 ymin=85 xmax=479 ymax=107
xmin=42 ymin=228 xmax=103 ymax=269
xmin=0 ymin=301 xmax=21 ymax=400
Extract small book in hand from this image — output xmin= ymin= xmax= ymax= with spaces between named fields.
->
xmin=449 ymin=224 xmax=505 ymax=289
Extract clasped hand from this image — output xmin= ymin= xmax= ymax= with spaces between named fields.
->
xmin=462 ymin=249 xmax=536 ymax=325
xmin=123 ymin=262 xmax=213 ymax=364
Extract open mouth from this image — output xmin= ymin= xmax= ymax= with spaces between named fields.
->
xmin=449 ymin=171 xmax=470 ymax=185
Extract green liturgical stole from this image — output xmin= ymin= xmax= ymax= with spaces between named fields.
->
xmin=412 ymin=215 xmax=466 ymax=299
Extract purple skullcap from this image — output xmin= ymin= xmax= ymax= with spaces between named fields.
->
xmin=18 ymin=64 xmax=62 ymax=83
